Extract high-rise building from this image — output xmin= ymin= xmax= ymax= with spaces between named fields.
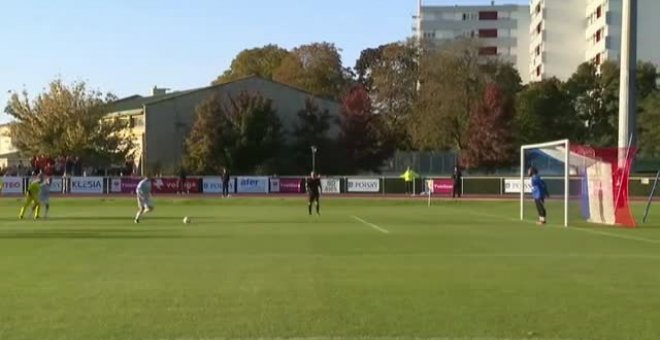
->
xmin=414 ymin=1 xmax=531 ymax=83
xmin=529 ymin=0 xmax=586 ymax=82
xmin=531 ymin=0 xmax=660 ymax=82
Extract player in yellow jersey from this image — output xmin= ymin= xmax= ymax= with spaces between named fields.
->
xmin=19 ymin=174 xmax=43 ymax=220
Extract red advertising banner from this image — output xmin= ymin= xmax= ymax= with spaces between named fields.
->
xmin=432 ymin=179 xmax=454 ymax=195
xmin=113 ymin=177 xmax=201 ymax=194
xmin=279 ymin=178 xmax=303 ymax=193
xmin=152 ymin=177 xmax=201 ymax=194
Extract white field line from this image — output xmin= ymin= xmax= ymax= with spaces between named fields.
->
xmin=568 ymin=227 xmax=660 ymax=245
xmin=443 ymin=206 xmax=660 ymax=245
xmin=168 ymin=337 xmax=573 ymax=340
xmin=351 ymin=216 xmax=390 ymax=234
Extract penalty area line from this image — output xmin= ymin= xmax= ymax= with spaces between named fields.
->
xmin=351 ymin=216 xmax=390 ymax=234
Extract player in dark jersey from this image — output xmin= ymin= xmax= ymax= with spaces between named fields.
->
xmin=306 ymin=171 xmax=322 ymax=215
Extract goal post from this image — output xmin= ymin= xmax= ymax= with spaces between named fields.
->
xmin=520 ymin=139 xmax=570 ymax=227
xmin=520 ymin=139 xmax=637 ymax=228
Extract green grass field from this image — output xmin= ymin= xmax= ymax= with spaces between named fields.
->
xmin=1 ymin=196 xmax=660 ymax=340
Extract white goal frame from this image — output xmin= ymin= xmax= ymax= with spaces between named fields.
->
xmin=520 ymin=139 xmax=570 ymax=227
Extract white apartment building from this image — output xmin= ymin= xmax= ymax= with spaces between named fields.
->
xmin=414 ymin=1 xmax=531 ymax=83
xmin=529 ymin=0 xmax=586 ymax=81
xmin=531 ymin=0 xmax=660 ymax=82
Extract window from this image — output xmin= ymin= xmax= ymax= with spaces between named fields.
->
xmin=536 ymin=65 xmax=542 ymax=77
xmin=595 ymin=53 xmax=601 ymax=65
xmin=463 ymin=12 xmax=478 ymax=21
xmin=479 ymin=46 xmax=498 ymax=56
xmin=596 ymin=6 xmax=602 ymax=19
xmin=479 ymin=29 xmax=498 ymax=38
xmin=535 ymin=45 xmax=541 ymax=56
xmin=479 ymin=11 xmax=498 ymax=20
xmin=535 ymin=4 xmax=541 ymax=14
xmin=536 ymin=23 xmax=542 ymax=34
xmin=596 ymin=29 xmax=602 ymax=42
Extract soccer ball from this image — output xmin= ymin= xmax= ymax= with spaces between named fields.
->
xmin=183 ymin=216 xmax=191 ymax=224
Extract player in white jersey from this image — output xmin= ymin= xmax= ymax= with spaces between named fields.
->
xmin=135 ymin=177 xmax=154 ymax=223
xmin=34 ymin=177 xmax=52 ymax=218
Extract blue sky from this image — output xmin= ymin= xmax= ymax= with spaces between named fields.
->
xmin=0 ymin=0 xmax=526 ymax=122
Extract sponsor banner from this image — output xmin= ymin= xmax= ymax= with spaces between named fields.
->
xmin=110 ymin=178 xmax=123 ymax=193
xmin=504 ymin=178 xmax=532 ymax=194
xmin=202 ymin=177 xmax=235 ymax=194
xmin=71 ymin=176 xmax=104 ymax=194
xmin=347 ymin=178 xmax=380 ymax=193
xmin=270 ymin=178 xmax=280 ymax=193
xmin=151 ymin=177 xmax=201 ymax=194
xmin=431 ymin=178 xmax=454 ymax=195
xmin=277 ymin=178 xmax=303 ymax=194
xmin=2 ymin=177 xmax=23 ymax=194
xmin=49 ymin=177 xmax=63 ymax=193
xmin=321 ymin=178 xmax=341 ymax=194
xmin=118 ymin=177 xmax=141 ymax=193
xmin=236 ymin=177 xmax=269 ymax=193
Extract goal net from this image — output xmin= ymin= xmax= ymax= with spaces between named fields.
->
xmin=520 ymin=139 xmax=636 ymax=227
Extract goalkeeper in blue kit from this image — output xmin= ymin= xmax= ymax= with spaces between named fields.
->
xmin=529 ymin=167 xmax=549 ymax=225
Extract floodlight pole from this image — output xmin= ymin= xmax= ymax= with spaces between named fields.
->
xmin=311 ymin=146 xmax=318 ymax=173
xmin=618 ymin=0 xmax=637 ymax=163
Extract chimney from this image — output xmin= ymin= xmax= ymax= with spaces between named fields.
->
xmin=152 ymin=86 xmax=168 ymax=97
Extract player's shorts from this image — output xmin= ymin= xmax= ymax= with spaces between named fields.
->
xmin=39 ymin=197 xmax=50 ymax=205
xmin=308 ymin=192 xmax=320 ymax=202
xmin=137 ymin=195 xmax=153 ymax=209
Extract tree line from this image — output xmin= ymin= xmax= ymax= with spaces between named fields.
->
xmin=4 ymin=39 xmax=659 ymax=175
xmin=189 ymin=40 xmax=660 ymax=174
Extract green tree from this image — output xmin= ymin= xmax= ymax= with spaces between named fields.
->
xmin=183 ymin=95 xmax=233 ymax=174
xmin=288 ymin=98 xmax=336 ymax=174
xmin=514 ymin=78 xmax=583 ymax=145
xmin=638 ymin=93 xmax=660 ymax=158
xmin=184 ymin=92 xmax=283 ymax=175
xmin=5 ymin=79 xmax=132 ymax=167
xmin=338 ymin=85 xmax=392 ymax=173
xmin=213 ymin=45 xmax=290 ymax=85
xmin=563 ymin=60 xmax=658 ymax=146
xmin=273 ymin=42 xmax=351 ymax=100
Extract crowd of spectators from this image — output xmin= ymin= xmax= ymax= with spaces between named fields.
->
xmin=0 ymin=155 xmax=136 ymax=177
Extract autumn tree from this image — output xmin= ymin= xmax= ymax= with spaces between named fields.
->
xmin=410 ymin=39 xmax=485 ymax=151
xmin=5 ymin=79 xmax=133 ymax=167
xmin=355 ymin=41 xmax=419 ymax=149
xmin=213 ymin=45 xmax=290 ymax=85
xmin=184 ymin=92 xmax=283 ymax=175
xmin=273 ymin=42 xmax=351 ymax=100
xmin=461 ymin=84 xmax=516 ymax=170
xmin=338 ymin=85 xmax=392 ymax=173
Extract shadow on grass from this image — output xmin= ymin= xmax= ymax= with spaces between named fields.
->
xmin=0 ymin=228 xmax=228 ymax=239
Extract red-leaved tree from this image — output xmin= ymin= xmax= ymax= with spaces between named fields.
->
xmin=461 ymin=84 xmax=516 ymax=171
xmin=339 ymin=85 xmax=393 ymax=173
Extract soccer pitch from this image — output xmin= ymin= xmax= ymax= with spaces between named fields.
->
xmin=1 ymin=197 xmax=660 ymax=340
